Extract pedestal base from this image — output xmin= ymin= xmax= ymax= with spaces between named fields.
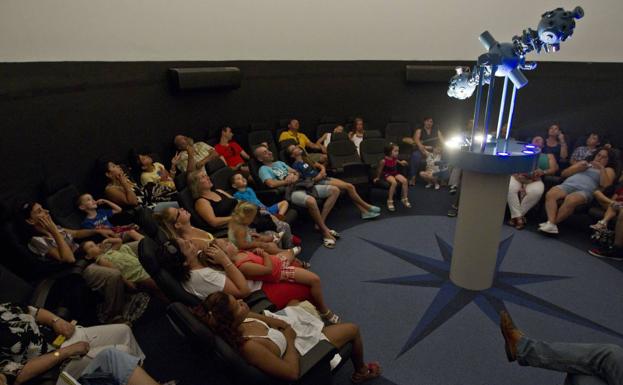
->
xmin=449 ymin=171 xmax=509 ymax=290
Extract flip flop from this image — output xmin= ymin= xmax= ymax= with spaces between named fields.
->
xmin=351 ymin=362 xmax=382 ymax=383
xmin=329 ymin=229 xmax=341 ymax=238
xmin=323 ymin=238 xmax=336 ymax=249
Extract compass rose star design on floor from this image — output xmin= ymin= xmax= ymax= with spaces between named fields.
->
xmin=362 ymin=234 xmax=623 ymax=358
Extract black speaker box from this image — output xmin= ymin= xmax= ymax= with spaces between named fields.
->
xmin=405 ymin=65 xmax=457 ymax=83
xmin=168 ymin=67 xmax=241 ymax=91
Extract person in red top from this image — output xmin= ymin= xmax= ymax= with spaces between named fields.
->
xmin=215 ymin=126 xmax=251 ymax=175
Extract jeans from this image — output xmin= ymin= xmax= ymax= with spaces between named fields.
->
xmin=517 ymin=337 xmax=623 ymax=385
xmin=410 ymin=151 xmax=423 ymax=178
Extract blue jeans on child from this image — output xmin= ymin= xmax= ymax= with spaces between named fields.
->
xmin=517 ymin=337 xmax=623 ymax=385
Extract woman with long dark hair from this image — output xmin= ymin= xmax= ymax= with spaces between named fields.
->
xmin=196 ymin=292 xmax=381 ymax=383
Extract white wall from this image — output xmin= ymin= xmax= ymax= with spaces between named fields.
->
xmin=1 ymin=0 xmax=621 ymax=62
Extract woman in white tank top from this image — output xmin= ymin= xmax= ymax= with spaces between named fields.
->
xmin=197 ymin=292 xmax=382 ymax=383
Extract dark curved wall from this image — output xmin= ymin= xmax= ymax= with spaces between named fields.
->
xmin=1 ymin=60 xmax=621 ymax=202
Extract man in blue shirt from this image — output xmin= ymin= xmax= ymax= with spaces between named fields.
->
xmin=253 ymin=144 xmax=339 ymax=249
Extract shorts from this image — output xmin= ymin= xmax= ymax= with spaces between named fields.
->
xmin=278 ymin=255 xmax=296 ymax=282
xmin=557 ymin=183 xmax=594 ymax=203
xmin=267 ymin=203 xmax=280 ymax=215
xmin=290 ymin=185 xmax=335 ymax=207
xmin=78 ymin=348 xmax=140 ymax=385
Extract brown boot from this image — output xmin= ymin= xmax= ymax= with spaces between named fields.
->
xmin=500 ymin=311 xmax=524 ymax=362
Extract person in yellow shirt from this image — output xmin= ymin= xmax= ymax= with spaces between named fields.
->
xmin=278 ymin=119 xmax=327 ymax=164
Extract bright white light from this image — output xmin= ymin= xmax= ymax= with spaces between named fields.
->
xmin=445 ymin=135 xmax=463 ymax=149
xmin=474 ymin=134 xmax=484 ymax=143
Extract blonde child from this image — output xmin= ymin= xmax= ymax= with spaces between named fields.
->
xmin=77 ymin=193 xmax=143 ymax=241
xmin=419 ymin=145 xmax=444 ymax=190
xmin=373 ymin=143 xmax=411 ymax=211
xmin=228 ymin=202 xmax=303 ymax=262
xmin=212 ymin=237 xmax=340 ymax=324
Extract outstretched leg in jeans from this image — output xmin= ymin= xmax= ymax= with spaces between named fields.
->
xmin=517 ymin=338 xmax=623 ymax=385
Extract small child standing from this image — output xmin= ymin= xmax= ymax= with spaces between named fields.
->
xmin=228 ymin=202 xmax=305 ymax=264
xmin=77 ymin=193 xmax=143 ymax=242
xmin=211 ymin=238 xmax=339 ymax=324
xmin=374 ymin=143 xmax=411 ymax=211
xmin=82 ymin=239 xmax=167 ymax=302
xmin=419 ymin=145 xmax=444 ymax=190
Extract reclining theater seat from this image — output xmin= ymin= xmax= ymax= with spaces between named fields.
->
xmin=166 ymin=302 xmax=352 ymax=385
xmin=137 ymin=237 xmax=275 ymax=311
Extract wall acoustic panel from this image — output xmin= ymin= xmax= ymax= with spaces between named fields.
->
xmin=168 ymin=67 xmax=241 ymax=91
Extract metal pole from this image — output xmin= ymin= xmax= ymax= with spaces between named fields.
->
xmin=469 ymin=66 xmax=485 ymax=152
xmin=496 ymin=76 xmax=509 ymax=140
xmin=480 ymin=66 xmax=497 ymax=153
xmin=503 ymin=85 xmax=518 ymax=153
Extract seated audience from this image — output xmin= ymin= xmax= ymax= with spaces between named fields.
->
xmin=77 ymin=193 xmax=143 ymax=242
xmin=214 ymin=237 xmax=339 ymax=323
xmin=316 ymin=124 xmax=345 ymax=151
xmin=189 ymin=171 xmax=236 ymax=229
xmin=287 ymin=144 xmax=380 ymax=219
xmin=500 ymin=311 xmax=623 ymax=385
xmin=158 ymin=237 xmax=312 ymax=309
xmin=103 ymin=160 xmax=178 ymax=213
xmin=231 ymin=173 xmax=289 ymax=217
xmin=228 ymin=202 xmax=301 ymax=257
xmin=419 ymin=145 xmax=445 ymax=190
xmin=373 ymin=143 xmax=411 ymax=212
xmin=173 ymin=134 xmax=222 ymax=173
xmin=231 ymin=173 xmax=297 ymax=248
xmin=542 ymin=124 xmax=569 ymax=167
xmin=20 ymin=202 xmax=127 ymax=323
xmin=214 ymin=126 xmax=251 ymax=174
xmin=570 ymin=132 xmax=600 ymax=165
xmin=254 ymin=144 xmax=339 ymax=248
xmin=278 ymin=119 xmax=327 ymax=164
xmin=540 ymin=148 xmax=616 ymax=235
xmin=136 ymin=151 xmax=177 ymax=190
xmin=507 ymin=136 xmax=559 ymax=230
xmin=83 ymin=238 xmax=166 ymax=302
xmin=0 ymin=302 xmax=144 ymax=385
xmin=403 ymin=117 xmax=444 ymax=185
xmin=348 ymin=117 xmax=366 ymax=155
xmin=197 ymin=292 xmax=381 ymax=383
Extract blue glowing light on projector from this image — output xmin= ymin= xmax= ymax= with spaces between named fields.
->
xmin=497 ymin=152 xmax=510 ymax=156
xmin=524 ymin=144 xmax=536 ymax=149
xmin=522 ymin=150 xmax=535 ymax=154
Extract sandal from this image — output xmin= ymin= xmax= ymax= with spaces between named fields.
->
xmin=589 ymin=221 xmax=607 ymax=231
xmin=401 ymin=198 xmax=412 ymax=208
xmin=387 ymin=200 xmax=395 ymax=211
xmin=296 ymin=259 xmax=311 ymax=269
xmin=329 ymin=229 xmax=341 ymax=239
xmin=351 ymin=362 xmax=382 ymax=383
xmin=323 ymin=238 xmax=336 ymax=249
xmin=291 ymin=246 xmax=302 ymax=257
xmin=320 ymin=309 xmax=340 ymax=324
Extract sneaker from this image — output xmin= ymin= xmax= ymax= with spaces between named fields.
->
xmin=434 ymin=184 xmax=440 ymax=190
xmin=368 ymin=205 xmax=381 ymax=213
xmin=447 ymin=209 xmax=457 ymax=217
xmin=425 ymin=183 xmax=433 ymax=189
xmin=588 ymin=247 xmax=623 ymax=261
xmin=449 ymin=185 xmax=458 ymax=195
xmin=538 ymin=222 xmax=559 ymax=234
xmin=361 ymin=210 xmax=381 ymax=219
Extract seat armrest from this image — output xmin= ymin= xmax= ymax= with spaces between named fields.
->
xmin=298 ymin=340 xmax=337 ymax=377
xmin=245 ymin=290 xmax=276 ymax=312
xmin=30 ymin=278 xmax=58 ymax=308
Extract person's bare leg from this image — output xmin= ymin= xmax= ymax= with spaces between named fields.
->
xmin=320 ymin=186 xmax=339 ymax=222
xmin=545 ymin=187 xmax=566 ymax=223
xmin=306 ymin=197 xmax=334 ymax=240
xmin=323 ymin=323 xmax=374 ymax=377
xmin=292 ymin=268 xmax=329 ymax=313
xmin=329 ymin=179 xmax=370 ymax=212
xmin=277 ymin=200 xmax=289 ymax=216
xmin=554 ymin=192 xmax=586 ymax=224
xmin=396 ymin=174 xmax=409 ymax=199
xmin=601 ymin=206 xmax=617 ymax=225
xmin=386 ymin=176 xmax=397 ymax=203
xmin=593 ymin=190 xmax=612 ymax=210
xmin=128 ymin=230 xmax=144 ymax=241
xmin=127 ymin=366 xmax=160 ymax=385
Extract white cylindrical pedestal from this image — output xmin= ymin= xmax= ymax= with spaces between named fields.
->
xmin=449 ymin=170 xmax=509 ymax=290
